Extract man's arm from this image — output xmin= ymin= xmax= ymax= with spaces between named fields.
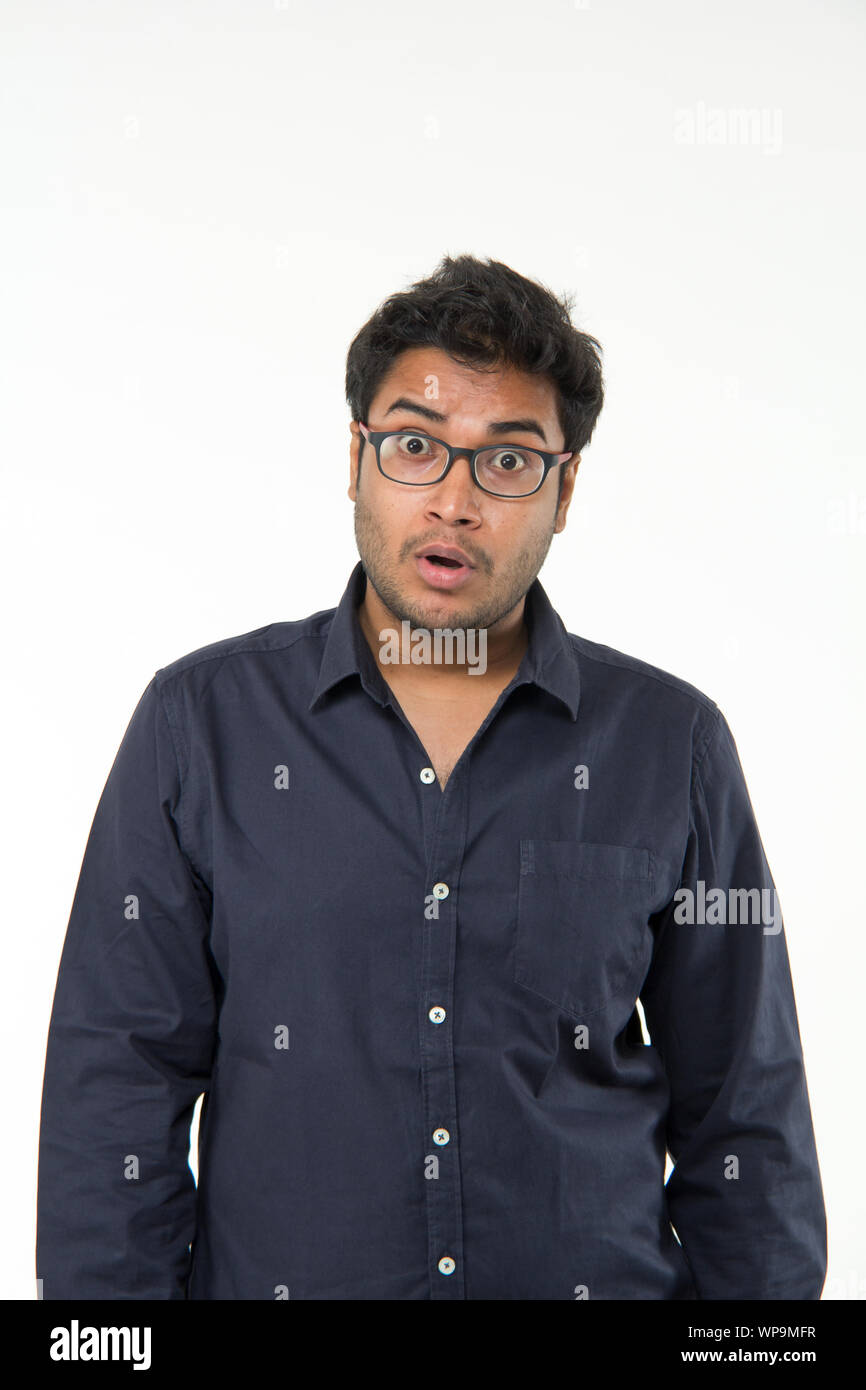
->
xmin=36 ymin=674 xmax=218 ymax=1299
xmin=640 ymin=709 xmax=826 ymax=1299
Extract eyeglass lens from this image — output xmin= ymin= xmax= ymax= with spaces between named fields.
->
xmin=379 ymin=432 xmax=544 ymax=497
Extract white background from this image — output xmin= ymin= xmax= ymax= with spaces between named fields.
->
xmin=2 ymin=0 xmax=863 ymax=1300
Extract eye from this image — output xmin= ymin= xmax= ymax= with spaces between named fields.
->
xmin=487 ymin=449 xmax=531 ymax=472
xmin=395 ymin=432 xmax=434 ymax=456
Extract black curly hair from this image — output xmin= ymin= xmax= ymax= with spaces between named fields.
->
xmin=345 ymin=253 xmax=605 ymax=502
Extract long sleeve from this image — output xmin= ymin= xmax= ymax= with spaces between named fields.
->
xmin=36 ymin=675 xmax=219 ymax=1299
xmin=640 ymin=709 xmax=827 ymax=1299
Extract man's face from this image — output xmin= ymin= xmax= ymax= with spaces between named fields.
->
xmin=348 ymin=346 xmax=579 ymax=635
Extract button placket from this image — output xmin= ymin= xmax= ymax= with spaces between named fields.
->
xmin=419 ymin=775 xmax=467 ymax=1299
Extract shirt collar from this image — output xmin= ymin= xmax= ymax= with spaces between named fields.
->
xmin=308 ymin=560 xmax=580 ymax=721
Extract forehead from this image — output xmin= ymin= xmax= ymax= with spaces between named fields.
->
xmin=371 ymin=346 xmax=558 ymax=420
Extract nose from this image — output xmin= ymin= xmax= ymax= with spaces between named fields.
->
xmin=424 ymin=451 xmax=482 ymax=520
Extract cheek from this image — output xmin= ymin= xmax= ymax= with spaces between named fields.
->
xmin=363 ymin=492 xmax=421 ymax=547
xmin=494 ymin=503 xmax=550 ymax=545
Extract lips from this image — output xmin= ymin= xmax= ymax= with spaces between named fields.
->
xmin=415 ymin=543 xmax=475 ymax=569
xmin=414 ymin=545 xmax=477 ymax=591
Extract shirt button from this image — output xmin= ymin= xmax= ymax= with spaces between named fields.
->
xmin=420 ymin=767 xmax=436 ymax=784
xmin=428 ymin=1006 xmax=446 ymax=1024
xmin=432 ymin=882 xmax=449 ymax=899
xmin=438 ymin=1256 xmax=456 ymax=1276
xmin=433 ymin=1128 xmax=450 ymax=1145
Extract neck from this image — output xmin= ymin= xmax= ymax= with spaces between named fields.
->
xmin=357 ymin=581 xmax=529 ymax=690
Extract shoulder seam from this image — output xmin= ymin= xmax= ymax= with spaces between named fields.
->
xmin=692 ymin=707 xmax=724 ymax=802
xmin=694 ymin=706 xmax=722 ymax=772
xmin=154 ymin=672 xmax=186 ymax=774
xmin=153 ymin=673 xmax=206 ymax=882
xmin=155 ymin=627 xmax=329 ymax=684
xmin=567 ymin=634 xmax=719 ymax=714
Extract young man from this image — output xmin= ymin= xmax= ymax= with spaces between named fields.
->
xmin=36 ymin=255 xmax=826 ymax=1300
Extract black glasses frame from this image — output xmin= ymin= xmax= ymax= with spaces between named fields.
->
xmin=357 ymin=422 xmax=573 ymax=498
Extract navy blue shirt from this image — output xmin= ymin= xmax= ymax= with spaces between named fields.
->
xmin=36 ymin=561 xmax=826 ymax=1299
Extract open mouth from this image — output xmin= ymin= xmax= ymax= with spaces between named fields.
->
xmin=415 ymin=550 xmax=475 ymax=589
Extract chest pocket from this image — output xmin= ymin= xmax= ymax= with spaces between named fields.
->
xmin=514 ymin=839 xmax=655 ymax=1020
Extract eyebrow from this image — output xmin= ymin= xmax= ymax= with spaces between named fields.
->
xmin=382 ymin=396 xmax=549 ymax=446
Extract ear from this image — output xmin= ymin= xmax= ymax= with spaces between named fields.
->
xmin=348 ymin=421 xmax=361 ymax=501
xmin=554 ymin=454 xmax=580 ymax=534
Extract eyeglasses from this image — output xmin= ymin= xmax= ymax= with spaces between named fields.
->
xmin=357 ymin=422 xmax=573 ymax=498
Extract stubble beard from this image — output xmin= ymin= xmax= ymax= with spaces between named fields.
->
xmin=352 ymin=489 xmax=556 ymax=636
